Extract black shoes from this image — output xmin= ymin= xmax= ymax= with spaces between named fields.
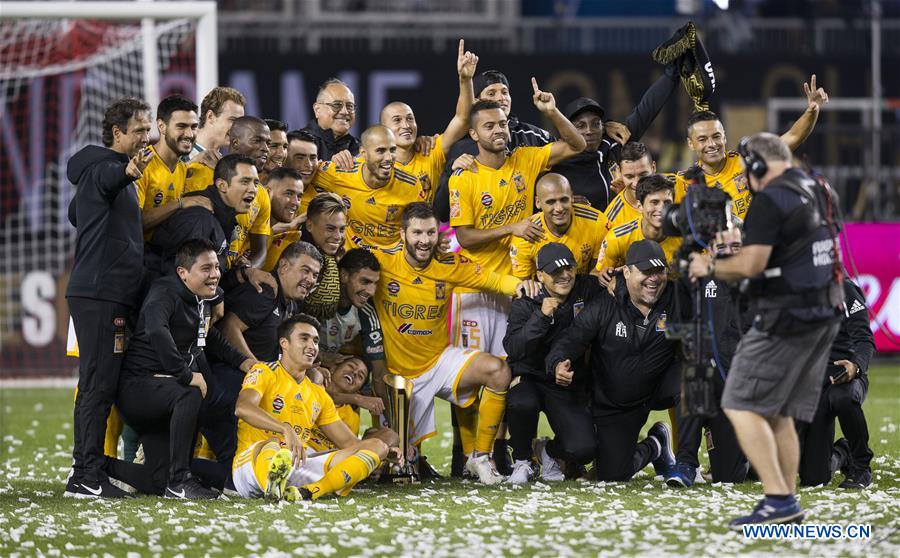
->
xmin=839 ymin=469 xmax=872 ymax=489
xmin=417 ymin=455 xmax=444 ymax=481
xmin=165 ymin=476 xmax=220 ymax=500
xmin=493 ymin=439 xmax=513 ymax=476
xmin=64 ymin=478 xmax=134 ymax=499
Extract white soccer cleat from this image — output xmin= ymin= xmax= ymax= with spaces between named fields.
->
xmin=535 ymin=438 xmax=565 ymax=482
xmin=465 ymin=453 xmax=504 ymax=485
xmin=507 ymin=459 xmax=535 ymax=485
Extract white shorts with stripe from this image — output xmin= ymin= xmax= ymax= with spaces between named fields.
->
xmin=407 ymin=346 xmax=481 ymax=446
xmin=232 ymin=441 xmax=337 ymax=498
xmin=449 ymin=291 xmax=511 ymax=357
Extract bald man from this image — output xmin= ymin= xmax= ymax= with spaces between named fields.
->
xmin=509 ymin=173 xmax=607 ymax=279
xmin=308 ymin=125 xmax=427 ymax=251
xmin=379 ymin=39 xmax=479 ymax=204
xmin=301 ymin=78 xmax=360 ymax=163
xmin=184 ymin=116 xmax=272 ymax=268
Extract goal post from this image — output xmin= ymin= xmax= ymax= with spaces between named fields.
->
xmin=0 ymin=1 xmax=217 ymax=376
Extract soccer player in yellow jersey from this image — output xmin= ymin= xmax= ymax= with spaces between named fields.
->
xmin=675 ymin=75 xmax=830 ymax=221
xmin=261 ymin=118 xmax=288 ymax=184
xmin=379 ymin=39 xmax=479 ymax=204
xmin=185 ymin=116 xmax=272 ymax=267
xmin=261 ymin=167 xmax=304 ymax=272
xmin=373 ymin=203 xmax=536 ymax=484
xmin=233 ymin=314 xmax=393 ymax=501
xmin=289 ymin=130 xmax=321 ymax=213
xmin=604 ymin=142 xmax=656 ymax=232
xmin=448 ymin=78 xmax=586 ymax=357
xmin=594 ymin=174 xmax=681 ymax=287
xmin=509 ymin=173 xmax=606 ymax=279
xmin=136 ymin=95 xmax=212 ymax=239
xmin=310 ymin=125 xmax=425 ymax=251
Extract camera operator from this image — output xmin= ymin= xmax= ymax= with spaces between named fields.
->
xmin=796 ymin=277 xmax=875 ymax=489
xmin=688 ymin=132 xmax=843 ymax=529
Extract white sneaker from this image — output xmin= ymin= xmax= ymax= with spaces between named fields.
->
xmin=465 ymin=453 xmax=504 ymax=485
xmin=507 ymin=459 xmax=534 ymax=485
xmin=535 ymin=438 xmax=565 ymax=482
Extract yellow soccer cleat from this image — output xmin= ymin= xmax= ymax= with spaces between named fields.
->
xmin=264 ymin=448 xmax=293 ymax=501
xmin=284 ymin=485 xmax=313 ymax=502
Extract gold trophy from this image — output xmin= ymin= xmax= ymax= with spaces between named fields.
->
xmin=382 ymin=373 xmax=419 ymax=484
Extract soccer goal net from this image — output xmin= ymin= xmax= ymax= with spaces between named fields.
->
xmin=0 ymin=2 xmax=217 ymax=376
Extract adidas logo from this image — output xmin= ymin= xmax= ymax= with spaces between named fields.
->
xmin=849 ymin=299 xmax=865 ymax=315
xmin=412 ymin=277 xmax=423 ymax=285
xmin=366 ymin=196 xmax=376 ymax=205
xmin=705 ymin=280 xmax=717 ymax=298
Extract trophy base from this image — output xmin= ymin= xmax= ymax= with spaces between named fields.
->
xmin=379 ymin=464 xmax=420 ymax=485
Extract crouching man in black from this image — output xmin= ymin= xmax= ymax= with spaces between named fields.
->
xmin=106 ymin=239 xmax=256 ymax=499
xmin=503 ymin=243 xmax=603 ymax=485
xmin=546 ymin=240 xmax=680 ymax=481
xmin=797 ymin=277 xmax=876 ymax=488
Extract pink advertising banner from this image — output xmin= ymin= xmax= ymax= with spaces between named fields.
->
xmin=841 ymin=223 xmax=900 ymax=353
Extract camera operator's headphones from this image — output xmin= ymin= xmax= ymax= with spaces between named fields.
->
xmin=737 ymin=136 xmax=767 ymax=179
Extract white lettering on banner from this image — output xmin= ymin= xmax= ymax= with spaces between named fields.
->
xmin=874 ymin=277 xmax=900 ymax=335
xmin=22 ymin=271 xmax=55 ymax=347
xmin=812 ymin=238 xmax=835 ymax=267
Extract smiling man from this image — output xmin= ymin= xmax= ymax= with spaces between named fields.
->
xmin=302 ymin=78 xmax=360 ymax=162
xmin=509 ymin=173 xmax=607 ymax=279
xmin=593 ymin=174 xmax=681 ymax=287
xmin=309 ymin=125 xmax=426 ymax=252
xmin=261 ymin=167 xmax=305 ymax=272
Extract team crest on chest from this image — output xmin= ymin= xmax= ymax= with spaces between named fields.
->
xmin=734 ymin=175 xmax=749 ymax=193
xmin=435 ymin=282 xmax=446 ymax=300
xmin=386 ymin=205 xmax=401 ymax=222
xmin=656 ymin=312 xmax=667 ymax=332
xmin=512 ymin=171 xmax=526 ymax=193
xmin=418 ymin=173 xmax=432 ymax=198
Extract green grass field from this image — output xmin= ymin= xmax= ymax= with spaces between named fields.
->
xmin=2 ymin=364 xmax=898 ymax=557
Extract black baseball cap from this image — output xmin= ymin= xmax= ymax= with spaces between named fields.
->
xmin=625 ymin=240 xmax=668 ymax=271
xmin=474 ymin=70 xmax=510 ymax=98
xmin=537 ymin=243 xmax=576 ymax=274
xmin=564 ymin=97 xmax=605 ymax=121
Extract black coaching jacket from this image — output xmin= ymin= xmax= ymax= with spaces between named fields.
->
xmin=824 ymin=279 xmax=876 ymax=383
xmin=66 ymin=145 xmax=144 ymax=306
xmin=122 ymin=274 xmax=247 ymax=385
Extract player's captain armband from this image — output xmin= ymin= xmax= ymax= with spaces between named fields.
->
xmin=66 ymin=316 xmax=79 ymax=357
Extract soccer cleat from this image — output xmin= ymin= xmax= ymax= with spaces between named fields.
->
xmin=492 ymin=439 xmax=513 ymax=476
xmin=839 ymin=469 xmax=872 ymax=489
xmin=665 ymin=462 xmax=697 ymax=488
xmin=728 ymin=496 xmax=805 ymax=530
xmin=165 ymin=476 xmax=219 ymax=500
xmin=417 ymin=455 xmax=444 ymax=481
xmin=831 ymin=438 xmax=852 ymax=478
xmin=648 ymin=421 xmax=676 ymax=478
xmin=534 ymin=438 xmax=565 ymax=482
xmin=465 ymin=452 xmax=504 ymax=485
xmin=284 ymin=486 xmax=313 ymax=502
xmin=264 ymin=448 xmax=293 ymax=501
xmin=507 ymin=459 xmax=536 ymax=485
xmin=64 ymin=479 xmax=134 ymax=499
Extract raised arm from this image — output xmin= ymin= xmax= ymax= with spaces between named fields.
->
xmin=622 ymin=64 xmax=681 ymax=141
xmin=531 ymin=78 xmax=587 ymax=166
xmin=441 ymin=39 xmax=479 ymax=151
xmin=780 ymin=74 xmax=829 ymax=151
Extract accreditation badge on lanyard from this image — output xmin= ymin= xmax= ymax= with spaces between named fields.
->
xmin=197 ymin=301 xmax=210 ymax=347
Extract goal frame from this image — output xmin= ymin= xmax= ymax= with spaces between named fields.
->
xmin=1 ymin=1 xmax=218 ymax=110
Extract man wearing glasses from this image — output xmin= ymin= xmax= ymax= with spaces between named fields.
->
xmin=302 ymin=79 xmax=360 ymax=166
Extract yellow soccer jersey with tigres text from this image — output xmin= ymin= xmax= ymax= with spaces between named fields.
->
xmin=309 ymin=161 xmax=425 ymax=252
xmin=603 ymin=189 xmax=642 ymax=232
xmin=262 ymin=230 xmax=300 ymax=272
xmin=135 ymin=146 xmax=187 ymax=239
xmin=234 ymin=361 xmax=340 ymax=462
xmin=307 ymin=404 xmax=361 ymax=452
xmin=509 ymin=203 xmax=607 ymax=279
xmin=674 ymin=151 xmax=752 ymax=221
xmin=595 ymin=218 xmax=682 ymax=272
xmin=395 ymin=134 xmax=446 ymax=205
xmin=449 ymin=145 xmax=552 ymax=277
xmin=373 ymin=247 xmax=520 ymax=378
xmin=184 ymin=162 xmax=272 ymax=264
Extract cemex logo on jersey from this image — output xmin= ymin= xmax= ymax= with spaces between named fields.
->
xmin=397 ymin=323 xmax=433 ymax=336
xmin=615 ymin=321 xmax=628 ymax=338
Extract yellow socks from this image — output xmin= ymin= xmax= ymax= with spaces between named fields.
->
xmin=474 ymin=387 xmax=507 ymax=454
xmin=455 ymin=404 xmax=479 ymax=456
xmin=304 ymin=449 xmax=381 ymax=500
xmin=252 ymin=440 xmax=283 ymax=492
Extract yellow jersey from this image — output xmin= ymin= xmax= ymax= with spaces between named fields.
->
xmin=309 ymin=161 xmax=425 ymax=251
xmin=235 ymin=360 xmax=341 ymax=459
xmin=135 ymin=146 xmax=187 ymax=240
xmin=307 ymin=404 xmax=361 ymax=452
xmin=509 ymin=203 xmax=607 ymax=279
xmin=603 ymin=190 xmax=642 ymax=232
xmin=449 ymin=145 xmax=552 ymax=277
xmin=184 ymin=162 xmax=272 ymax=263
xmin=595 ymin=218 xmax=682 ymax=272
xmin=373 ymin=247 xmax=519 ymax=378
xmin=262 ymin=230 xmax=300 ymax=272
xmin=395 ymin=134 xmax=446 ymax=205
xmin=674 ymin=152 xmax=752 ymax=220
